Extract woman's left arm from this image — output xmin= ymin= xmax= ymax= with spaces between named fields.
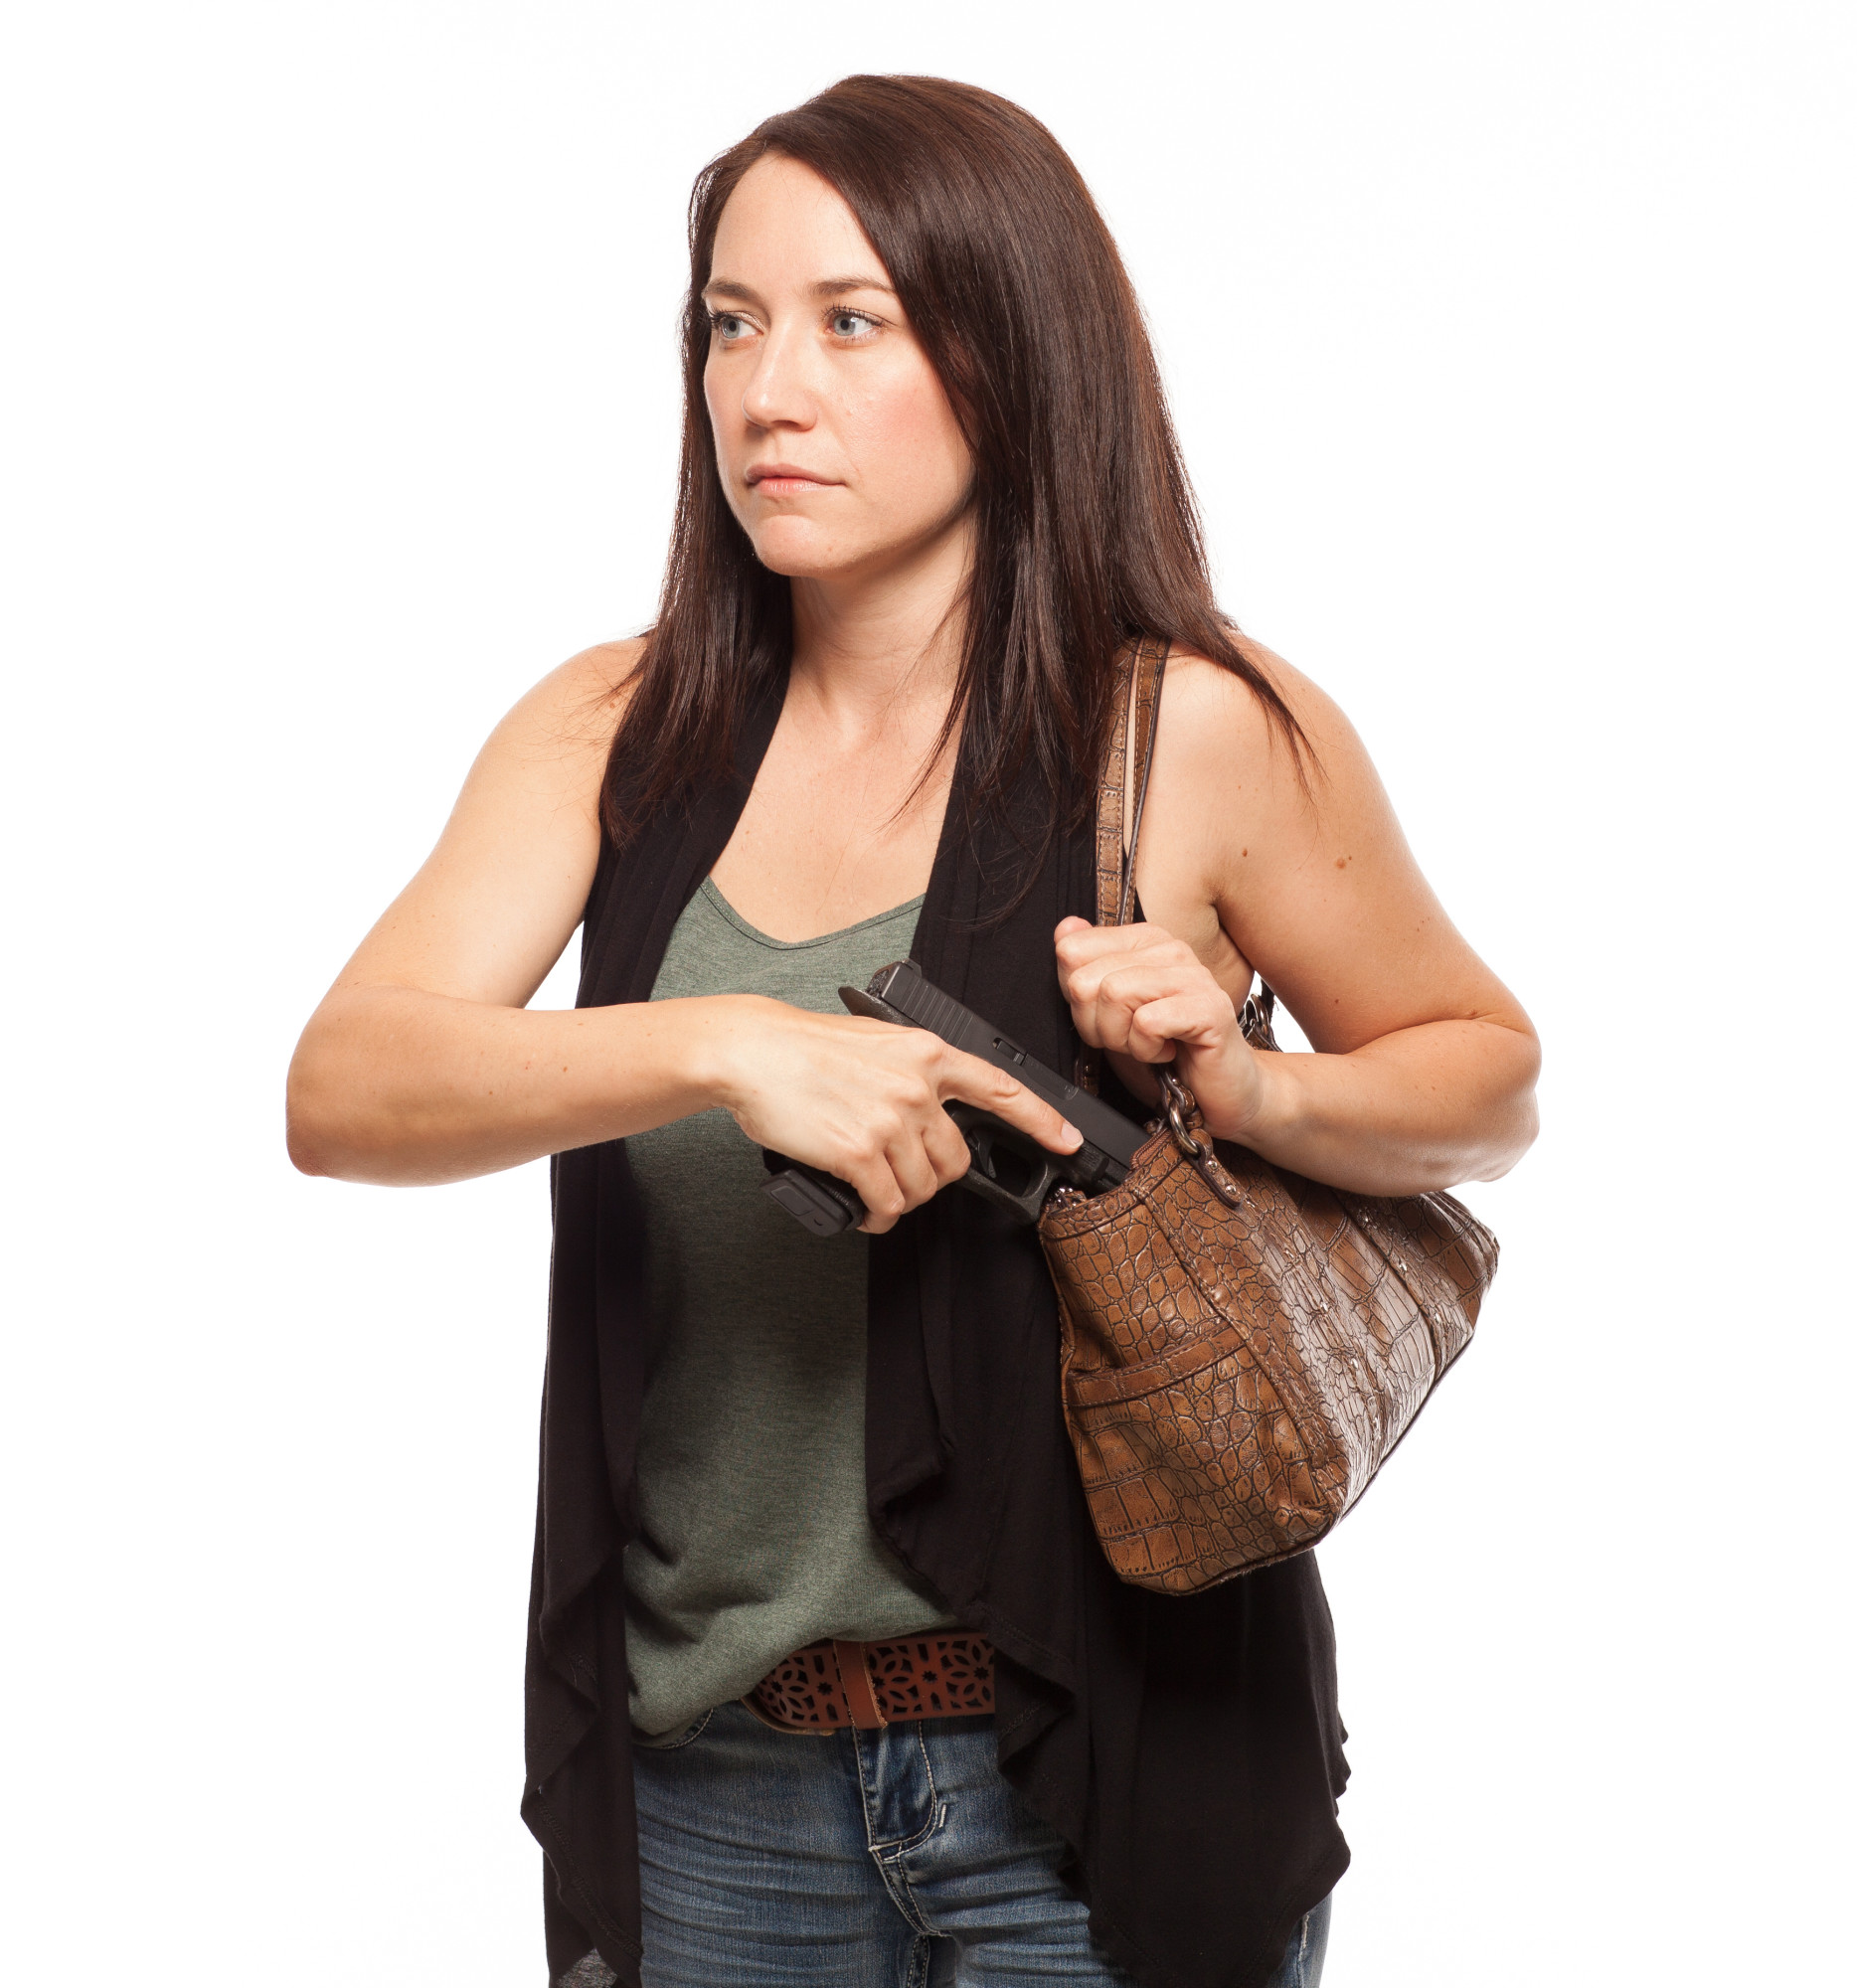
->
xmin=1056 ymin=647 xmax=1540 ymax=1197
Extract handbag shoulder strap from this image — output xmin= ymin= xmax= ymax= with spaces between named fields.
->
xmin=1090 ymin=637 xmax=1283 ymax=1059
xmin=1095 ymin=638 xmax=1169 ymax=928
xmin=1076 ymin=641 xmax=1168 ymax=1094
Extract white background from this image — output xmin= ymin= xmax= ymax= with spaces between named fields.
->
xmin=3 ymin=3 xmax=1852 ymax=1982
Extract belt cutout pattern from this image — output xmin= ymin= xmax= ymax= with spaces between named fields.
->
xmin=747 ymin=1633 xmax=996 ymax=1732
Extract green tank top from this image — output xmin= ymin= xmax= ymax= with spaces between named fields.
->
xmin=621 ymin=879 xmax=958 ymax=1737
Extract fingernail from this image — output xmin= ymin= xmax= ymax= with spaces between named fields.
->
xmin=1062 ymin=1121 xmax=1082 ymax=1146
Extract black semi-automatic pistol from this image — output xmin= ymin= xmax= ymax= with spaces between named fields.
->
xmin=760 ymin=958 xmax=1148 ymax=1238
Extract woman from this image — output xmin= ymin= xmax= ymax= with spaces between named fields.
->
xmin=288 ymin=75 xmax=1538 ymax=1988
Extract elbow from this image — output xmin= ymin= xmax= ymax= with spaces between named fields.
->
xmin=284 ymin=1059 xmax=339 ymax=1178
xmin=1472 ymin=1100 xmax=1539 ymax=1183
xmin=1471 ymin=1053 xmax=1542 ymax=1184
xmin=285 ymin=1039 xmax=451 ymax=1186
xmin=284 ymin=1035 xmax=373 ymax=1180
xmin=285 ymin=994 xmax=458 ymax=1185
xmin=1515 ymin=1085 xmax=1542 ymax=1161
xmin=285 ymin=1112 xmax=332 ymax=1179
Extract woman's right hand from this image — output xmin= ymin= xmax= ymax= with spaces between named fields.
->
xmin=699 ymin=996 xmax=1082 ymax=1235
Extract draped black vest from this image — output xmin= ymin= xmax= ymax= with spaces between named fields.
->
xmin=523 ymin=674 xmax=1350 ymax=1988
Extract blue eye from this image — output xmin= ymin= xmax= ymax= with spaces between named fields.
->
xmin=709 ymin=311 xmax=749 ymax=342
xmin=830 ymin=310 xmax=879 ymax=339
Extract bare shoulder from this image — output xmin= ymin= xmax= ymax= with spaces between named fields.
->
xmin=1155 ymin=639 xmax=1372 ymax=800
xmin=333 ymin=637 xmax=648 ymax=1006
xmin=1142 ymin=636 xmax=1527 ymax=1053
xmin=481 ymin=636 xmax=644 ymax=785
xmin=419 ymin=633 xmax=646 ymax=918
xmin=1148 ymin=638 xmax=1392 ymax=884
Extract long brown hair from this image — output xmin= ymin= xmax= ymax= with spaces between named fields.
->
xmin=602 ymin=74 xmax=1301 ymax=852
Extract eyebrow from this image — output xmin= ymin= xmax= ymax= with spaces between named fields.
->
xmin=703 ymin=274 xmax=898 ymax=302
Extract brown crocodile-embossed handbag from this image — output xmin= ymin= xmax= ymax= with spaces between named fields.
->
xmin=1036 ymin=640 xmax=1499 ymax=1595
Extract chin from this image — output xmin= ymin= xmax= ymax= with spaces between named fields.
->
xmin=748 ymin=519 xmax=858 ymax=580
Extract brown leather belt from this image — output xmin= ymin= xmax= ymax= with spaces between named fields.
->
xmin=746 ymin=1632 xmax=995 ymax=1733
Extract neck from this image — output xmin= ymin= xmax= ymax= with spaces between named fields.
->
xmin=785 ymin=517 xmax=972 ymax=732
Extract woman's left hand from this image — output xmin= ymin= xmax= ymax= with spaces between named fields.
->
xmin=1053 ymin=915 xmax=1271 ymax=1141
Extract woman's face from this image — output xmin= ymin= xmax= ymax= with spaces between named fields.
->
xmin=703 ymin=155 xmax=974 ymax=589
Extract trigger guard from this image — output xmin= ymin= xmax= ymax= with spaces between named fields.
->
xmin=944 ymin=1103 xmax=1061 ymax=1225
xmin=956 ymin=1158 xmax=1050 ymax=1226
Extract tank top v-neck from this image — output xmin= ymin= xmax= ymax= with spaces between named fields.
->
xmin=620 ymin=878 xmax=957 ymax=1737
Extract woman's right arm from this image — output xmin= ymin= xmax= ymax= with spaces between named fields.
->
xmin=286 ymin=641 xmax=664 ymax=1185
xmin=285 ymin=643 xmax=1078 ymax=1223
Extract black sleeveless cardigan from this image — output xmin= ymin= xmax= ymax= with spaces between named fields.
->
xmin=522 ymin=676 xmax=1350 ymax=1988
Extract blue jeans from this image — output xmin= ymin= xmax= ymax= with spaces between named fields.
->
xmin=625 ymin=1700 xmax=1330 ymax=1987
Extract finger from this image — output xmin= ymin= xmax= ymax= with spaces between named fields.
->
xmin=1054 ymin=920 xmax=1168 ymax=977
xmin=883 ymin=1123 xmax=944 ymax=1212
xmin=1063 ymin=944 xmax=1200 ymax=1029
xmin=851 ymin=1168 xmax=907 ymax=1234
xmin=858 ymin=1116 xmax=970 ymax=1236
xmin=1055 ymin=917 xmax=1166 ymax=946
xmin=937 ymin=1053 xmax=1082 ymax=1153
xmin=1088 ymin=961 xmax=1228 ymax=1045
xmin=1061 ymin=955 xmax=1149 ymax=1046
xmin=1124 ymin=994 xmax=1231 ymax=1063
xmin=1089 ymin=937 xmax=1207 ymax=994
xmin=1092 ymin=959 xmax=1195 ymax=1009
xmin=835 ymin=1124 xmax=910 ymax=1235
xmin=924 ymin=1107 xmax=976 ymax=1187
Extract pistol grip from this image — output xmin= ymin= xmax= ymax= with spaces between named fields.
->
xmin=760 ymin=1151 xmax=866 ymax=1237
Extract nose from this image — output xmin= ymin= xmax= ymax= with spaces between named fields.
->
xmin=740 ymin=318 xmax=817 ymax=433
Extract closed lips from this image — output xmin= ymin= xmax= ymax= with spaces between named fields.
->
xmin=747 ymin=464 xmax=837 ymax=486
